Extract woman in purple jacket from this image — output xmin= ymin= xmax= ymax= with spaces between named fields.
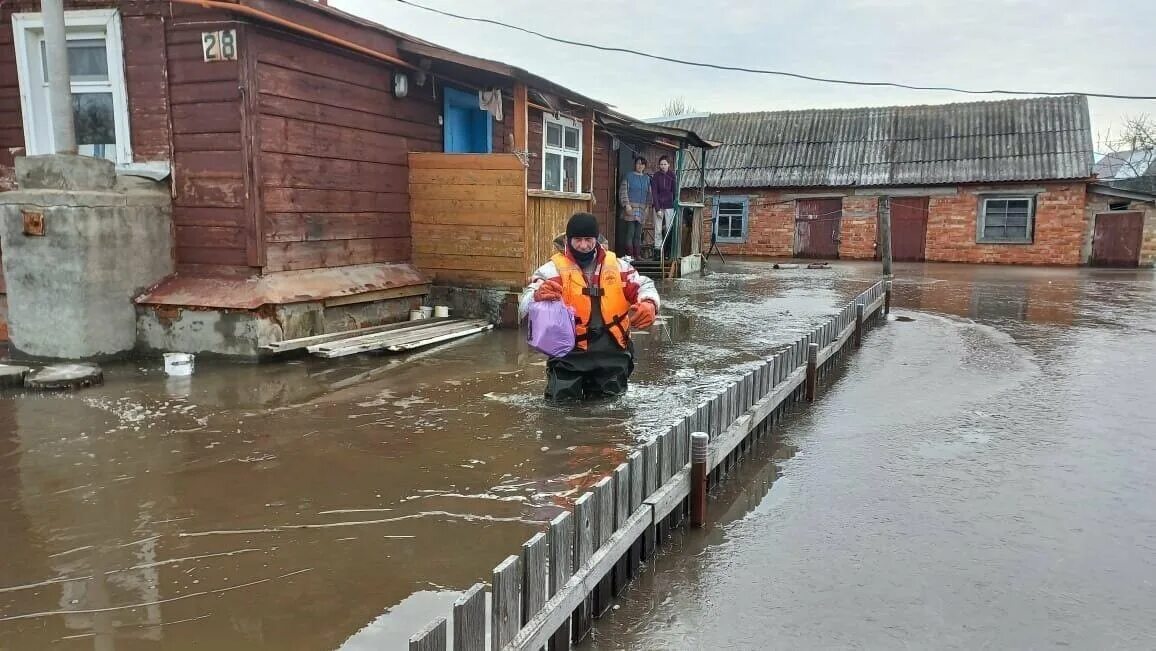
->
xmin=651 ymin=155 xmax=677 ymax=259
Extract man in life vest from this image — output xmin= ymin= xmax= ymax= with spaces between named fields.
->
xmin=519 ymin=212 xmax=660 ymax=401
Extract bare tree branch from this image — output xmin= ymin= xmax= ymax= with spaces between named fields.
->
xmin=660 ymin=96 xmax=697 ymax=118
xmin=1102 ymin=114 xmax=1155 ymax=180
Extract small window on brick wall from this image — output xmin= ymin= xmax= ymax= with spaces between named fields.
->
xmin=1109 ymin=201 xmax=1130 ymax=211
xmin=978 ymin=196 xmax=1034 ymax=243
xmin=713 ymin=196 xmax=749 ymax=243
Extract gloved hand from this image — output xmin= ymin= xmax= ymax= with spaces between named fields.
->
xmin=628 ymin=300 xmax=657 ymax=329
xmin=533 ymin=279 xmax=563 ymax=302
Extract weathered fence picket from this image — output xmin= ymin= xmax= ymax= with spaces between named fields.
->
xmin=521 ymin=533 xmax=548 ymax=626
xmin=492 ymin=555 xmax=522 ymax=650
xmin=410 ymin=617 xmax=447 ymax=651
xmin=592 ymin=476 xmax=614 ymax=616
xmin=571 ymin=492 xmax=594 ymax=642
xmin=452 ymin=583 xmax=485 ymax=651
xmin=547 ymin=512 xmax=573 ymax=651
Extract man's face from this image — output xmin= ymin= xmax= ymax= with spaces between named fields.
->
xmin=659 ymin=159 xmax=670 ymax=172
xmin=634 ymin=160 xmax=646 ymax=173
xmin=570 ymin=236 xmax=597 ymax=253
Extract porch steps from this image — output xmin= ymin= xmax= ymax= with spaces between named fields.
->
xmin=629 ymin=258 xmax=674 ymax=279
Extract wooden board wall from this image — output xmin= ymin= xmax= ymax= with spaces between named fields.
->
xmin=409 ymin=153 xmax=526 ymax=289
xmin=592 ymin=131 xmax=615 ymax=247
xmin=253 ymin=27 xmax=443 ymax=273
xmin=527 ymin=108 xmax=544 ymax=191
xmin=167 ymin=3 xmax=255 ymax=275
xmin=527 ymin=195 xmax=589 ymax=272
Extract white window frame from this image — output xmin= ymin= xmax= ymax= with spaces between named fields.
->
xmin=713 ymin=195 xmax=749 ymax=243
xmin=12 ymin=9 xmax=132 ymax=165
xmin=542 ymin=114 xmax=582 ymax=193
xmin=977 ymin=195 xmax=1035 ymax=244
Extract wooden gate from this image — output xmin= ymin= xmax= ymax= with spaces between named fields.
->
xmin=795 ymin=198 xmax=842 ymax=258
xmin=1091 ymin=211 xmax=1144 ymax=267
xmin=889 ymin=197 xmax=929 ymax=262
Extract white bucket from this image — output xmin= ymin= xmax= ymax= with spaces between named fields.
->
xmin=433 ymin=305 xmax=450 ymax=318
xmin=420 ymin=306 xmax=434 ymax=319
xmin=163 ymin=352 xmax=195 ymax=376
xmin=410 ymin=309 xmax=424 ymax=321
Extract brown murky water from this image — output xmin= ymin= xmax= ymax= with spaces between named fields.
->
xmin=591 ymin=263 xmax=1156 ymax=650
xmin=0 ymin=261 xmax=878 ymax=650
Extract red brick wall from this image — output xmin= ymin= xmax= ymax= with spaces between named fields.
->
xmin=695 ymin=183 xmax=1088 ymax=265
xmin=839 ymin=196 xmax=878 ymax=260
xmin=699 ymin=190 xmax=794 ymax=257
xmin=924 ymin=183 xmax=1087 ymax=265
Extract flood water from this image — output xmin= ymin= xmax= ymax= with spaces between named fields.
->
xmin=591 ymin=264 xmax=1156 ymax=650
xmin=0 ymin=261 xmax=878 ymax=650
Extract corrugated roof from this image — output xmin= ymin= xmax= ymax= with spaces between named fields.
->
xmin=661 ymin=96 xmax=1094 ymax=188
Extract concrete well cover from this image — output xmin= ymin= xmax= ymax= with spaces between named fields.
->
xmin=24 ymin=363 xmax=104 ymax=390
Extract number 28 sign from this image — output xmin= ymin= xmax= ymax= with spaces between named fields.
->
xmin=202 ymin=29 xmax=238 ymax=62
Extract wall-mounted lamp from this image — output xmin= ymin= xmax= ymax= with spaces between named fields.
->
xmin=393 ymin=71 xmax=409 ymax=98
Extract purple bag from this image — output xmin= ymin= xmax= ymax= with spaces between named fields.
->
xmin=527 ymin=300 xmax=576 ymax=358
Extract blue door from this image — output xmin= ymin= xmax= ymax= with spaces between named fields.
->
xmin=443 ymin=87 xmax=492 ymax=153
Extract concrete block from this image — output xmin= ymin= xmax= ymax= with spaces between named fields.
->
xmin=427 ymin=285 xmax=519 ymax=328
xmin=0 ymin=185 xmax=173 ymax=359
xmin=16 ymin=155 xmax=116 ymax=191
xmin=136 ymin=307 xmax=265 ymax=358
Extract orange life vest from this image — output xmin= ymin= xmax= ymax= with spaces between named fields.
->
xmin=552 ymin=251 xmax=631 ymax=350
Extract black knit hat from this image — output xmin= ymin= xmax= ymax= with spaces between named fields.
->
xmin=566 ymin=212 xmax=599 ymax=239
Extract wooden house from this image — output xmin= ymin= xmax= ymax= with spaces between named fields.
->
xmin=0 ymin=0 xmax=708 ymax=355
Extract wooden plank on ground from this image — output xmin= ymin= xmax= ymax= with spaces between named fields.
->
xmin=265 ymin=316 xmax=437 ymax=352
xmin=316 ymin=321 xmax=492 ymax=357
xmin=308 ymin=318 xmax=453 ymax=352
xmin=387 ymin=323 xmax=493 ymax=352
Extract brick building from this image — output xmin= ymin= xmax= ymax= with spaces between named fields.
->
xmin=661 ymin=96 xmax=1100 ymax=266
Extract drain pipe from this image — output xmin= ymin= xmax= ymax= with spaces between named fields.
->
xmin=42 ymin=0 xmax=76 ymax=153
xmin=169 ymin=0 xmax=418 ymax=71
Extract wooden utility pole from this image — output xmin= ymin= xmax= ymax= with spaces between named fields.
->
xmin=878 ymin=196 xmax=893 ymax=278
xmin=42 ymin=0 xmax=76 ymax=154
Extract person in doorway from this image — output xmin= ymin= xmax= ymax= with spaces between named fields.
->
xmin=521 ymin=212 xmax=660 ymax=401
xmin=618 ymin=156 xmax=651 ymax=259
xmin=651 ymin=155 xmax=677 ymax=260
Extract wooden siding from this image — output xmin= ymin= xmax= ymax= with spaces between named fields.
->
xmin=527 ymin=194 xmax=589 ymax=273
xmin=409 ymin=153 xmax=526 ymax=289
xmin=591 ymin=131 xmax=614 ymax=247
xmin=167 ymin=4 xmax=249 ymax=274
xmin=253 ymin=27 xmax=440 ymax=272
xmin=527 ymin=108 xmax=543 ymax=190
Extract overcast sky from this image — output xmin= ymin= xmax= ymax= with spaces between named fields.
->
xmin=332 ymin=0 xmax=1155 ymax=153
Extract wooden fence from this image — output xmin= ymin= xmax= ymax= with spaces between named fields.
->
xmin=410 ymin=280 xmax=891 ymax=650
